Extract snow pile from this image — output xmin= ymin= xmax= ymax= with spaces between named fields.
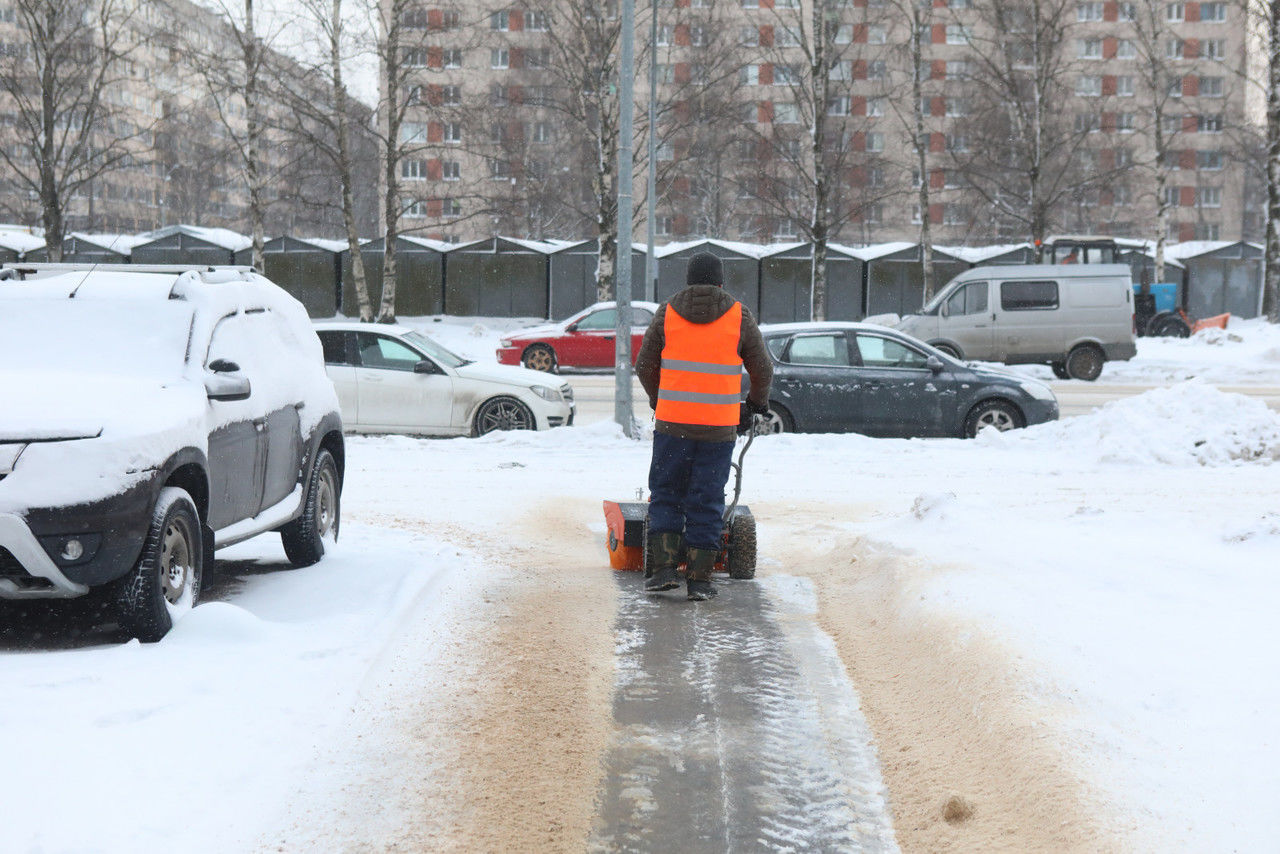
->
xmin=995 ymin=317 xmax=1280 ymax=385
xmin=979 ymin=380 xmax=1280 ymax=465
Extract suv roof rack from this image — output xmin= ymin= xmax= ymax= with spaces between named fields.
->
xmin=0 ymin=263 xmax=254 ymax=274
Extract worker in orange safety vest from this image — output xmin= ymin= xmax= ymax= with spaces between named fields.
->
xmin=635 ymin=252 xmax=773 ymax=600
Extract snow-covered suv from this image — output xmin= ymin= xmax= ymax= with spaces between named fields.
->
xmin=0 ymin=264 xmax=344 ymax=641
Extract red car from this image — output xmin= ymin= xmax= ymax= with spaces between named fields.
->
xmin=497 ymin=300 xmax=660 ymax=371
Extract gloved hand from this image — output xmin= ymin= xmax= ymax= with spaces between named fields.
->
xmin=738 ymin=400 xmax=768 ymax=434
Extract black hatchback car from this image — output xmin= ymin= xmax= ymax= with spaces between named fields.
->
xmin=757 ymin=323 xmax=1059 ymax=438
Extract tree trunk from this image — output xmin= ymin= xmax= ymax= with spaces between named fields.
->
xmin=38 ymin=5 xmax=62 ymax=263
xmin=1266 ymin=0 xmax=1280 ymax=321
xmin=329 ymin=0 xmax=370 ymax=320
xmin=244 ymin=0 xmax=265 ymax=271
xmin=807 ymin=0 xmax=828 ymax=320
xmin=912 ymin=11 xmax=934 ymax=302
xmin=378 ymin=0 xmax=402 ymax=323
xmin=595 ymin=105 xmax=618 ymax=303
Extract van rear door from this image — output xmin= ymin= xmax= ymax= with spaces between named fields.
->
xmin=992 ymin=279 xmax=1064 ymax=363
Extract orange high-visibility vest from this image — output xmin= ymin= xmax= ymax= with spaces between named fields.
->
xmin=655 ymin=302 xmax=743 ymax=426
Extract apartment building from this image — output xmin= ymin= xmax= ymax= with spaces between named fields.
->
xmin=392 ymin=0 xmax=1262 ymax=245
xmin=0 ymin=0 xmax=371 ymax=237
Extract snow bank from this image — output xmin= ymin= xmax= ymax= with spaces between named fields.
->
xmin=978 ymin=380 xmax=1280 ymax=465
xmin=999 ymin=317 xmax=1280 ymax=385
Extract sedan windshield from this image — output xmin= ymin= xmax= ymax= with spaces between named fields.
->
xmin=403 ymin=330 xmax=469 ymax=368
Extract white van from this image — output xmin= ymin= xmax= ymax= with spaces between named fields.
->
xmin=896 ymin=264 xmax=1136 ymax=381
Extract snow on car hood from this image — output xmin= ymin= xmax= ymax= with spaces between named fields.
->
xmin=502 ymin=323 xmax=563 ymax=342
xmin=0 ymin=370 xmax=206 ymax=513
xmin=453 ymin=361 xmax=567 ymax=390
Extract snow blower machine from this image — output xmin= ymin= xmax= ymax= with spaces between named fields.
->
xmin=603 ymin=420 xmax=760 ymax=581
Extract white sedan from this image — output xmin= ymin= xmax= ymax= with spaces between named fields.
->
xmin=314 ymin=321 xmax=574 ymax=436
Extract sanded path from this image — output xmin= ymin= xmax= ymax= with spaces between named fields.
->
xmin=589 ymin=572 xmax=899 ymax=854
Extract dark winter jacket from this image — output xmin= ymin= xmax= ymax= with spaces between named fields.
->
xmin=635 ymin=285 xmax=773 ymax=442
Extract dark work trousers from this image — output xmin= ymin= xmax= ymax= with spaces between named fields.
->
xmin=647 ymin=432 xmax=735 ymax=551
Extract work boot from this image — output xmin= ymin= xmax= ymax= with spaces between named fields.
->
xmin=644 ymin=532 xmax=683 ymax=593
xmin=685 ymin=548 xmax=718 ymax=601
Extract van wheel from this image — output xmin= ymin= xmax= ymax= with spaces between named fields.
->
xmin=1051 ymin=361 xmax=1070 ymax=380
xmin=1065 ymin=344 xmax=1105 ymax=381
xmin=933 ymin=343 xmax=961 ymax=360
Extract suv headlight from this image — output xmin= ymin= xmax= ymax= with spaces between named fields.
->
xmin=500 ymin=338 xmax=513 ymax=348
xmin=531 ymin=384 xmax=563 ymax=402
xmin=1018 ymin=380 xmax=1056 ymax=402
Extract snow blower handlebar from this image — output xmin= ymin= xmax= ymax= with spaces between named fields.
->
xmin=724 ymin=415 xmax=762 ymax=523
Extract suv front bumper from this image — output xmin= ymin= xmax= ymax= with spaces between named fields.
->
xmin=0 ymin=513 xmax=89 ymax=598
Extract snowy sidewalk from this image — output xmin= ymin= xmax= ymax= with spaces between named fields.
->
xmin=591 ymin=572 xmax=898 ymax=853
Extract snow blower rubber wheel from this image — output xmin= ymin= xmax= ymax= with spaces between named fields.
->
xmin=726 ymin=514 xmax=758 ymax=580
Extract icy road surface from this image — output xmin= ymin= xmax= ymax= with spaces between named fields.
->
xmin=591 ymin=573 xmax=897 ymax=853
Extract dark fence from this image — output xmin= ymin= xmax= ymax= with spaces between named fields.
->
xmin=3 ymin=228 xmax=1263 ymax=323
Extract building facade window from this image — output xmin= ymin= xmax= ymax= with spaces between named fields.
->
xmin=1197 ymin=186 xmax=1221 ymax=207
xmin=1076 ymin=2 xmax=1103 ymax=21
xmin=1078 ymin=38 xmax=1102 ymax=59
xmin=402 ymin=159 xmax=426 ymax=180
xmin=1197 ymin=149 xmax=1222 ymax=169
xmin=443 ymin=161 xmax=460 ymax=181
xmin=490 ymin=10 xmax=509 ymax=30
xmin=1077 ymin=75 xmax=1102 ymax=96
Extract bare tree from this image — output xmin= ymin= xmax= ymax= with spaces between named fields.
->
xmin=947 ymin=0 xmax=1111 ymax=245
xmin=1128 ymin=0 xmax=1200 ymax=282
xmin=270 ymin=0 xmax=378 ymax=318
xmin=182 ymin=0 xmax=283 ymax=270
xmin=0 ymin=0 xmax=145 ymax=260
xmin=1238 ymin=0 xmax=1280 ymax=320
xmin=533 ymin=1 xmax=622 ymax=300
xmin=749 ymin=0 xmax=889 ymax=319
xmin=884 ymin=0 xmax=939 ymax=299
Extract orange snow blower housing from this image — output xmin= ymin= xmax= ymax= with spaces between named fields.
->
xmin=603 ymin=418 xmax=761 ymax=579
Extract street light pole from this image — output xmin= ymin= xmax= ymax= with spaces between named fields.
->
xmin=614 ymin=0 xmax=637 ymax=437
xmin=645 ymin=0 xmax=658 ymax=303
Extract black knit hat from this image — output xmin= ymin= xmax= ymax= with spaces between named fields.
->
xmin=686 ymin=251 xmax=724 ymax=287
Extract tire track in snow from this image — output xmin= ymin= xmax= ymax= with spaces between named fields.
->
xmin=590 ymin=573 xmax=898 ymax=853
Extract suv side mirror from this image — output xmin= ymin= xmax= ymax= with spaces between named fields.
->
xmin=413 ymin=359 xmax=438 ymax=374
xmin=939 ymin=304 xmax=949 ymax=318
xmin=926 ymin=355 xmax=945 ymax=373
xmin=205 ymin=372 xmax=251 ymax=401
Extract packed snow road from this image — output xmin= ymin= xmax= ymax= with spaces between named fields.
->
xmin=4 ymin=376 xmax=1280 ymax=852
